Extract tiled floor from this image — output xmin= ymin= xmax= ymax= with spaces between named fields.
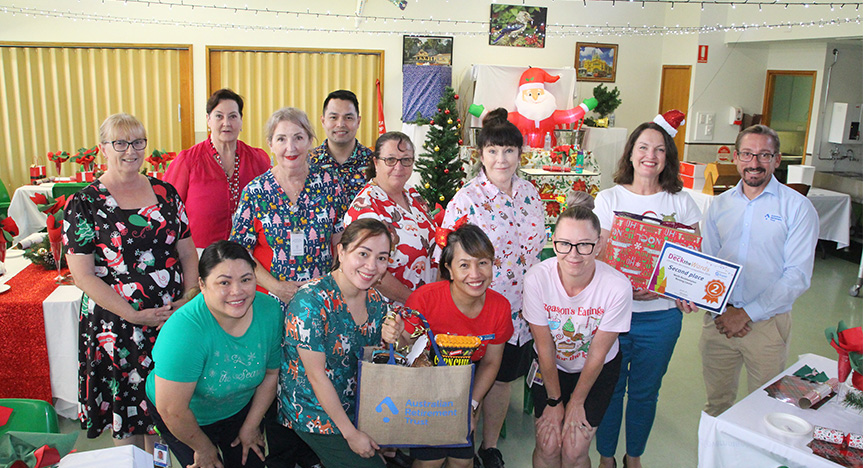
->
xmin=59 ymin=254 xmax=862 ymax=467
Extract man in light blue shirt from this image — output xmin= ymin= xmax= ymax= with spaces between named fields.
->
xmin=700 ymin=124 xmax=819 ymax=416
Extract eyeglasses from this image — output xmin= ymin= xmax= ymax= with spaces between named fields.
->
xmin=376 ymin=156 xmax=414 ymax=167
xmin=736 ymin=151 xmax=776 ymax=163
xmin=553 ymin=240 xmax=598 ymax=256
xmin=104 ymin=139 xmax=147 ymax=152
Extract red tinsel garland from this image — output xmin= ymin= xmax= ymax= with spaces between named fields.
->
xmin=0 ymin=265 xmax=70 ymax=402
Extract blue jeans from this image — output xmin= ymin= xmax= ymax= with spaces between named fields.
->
xmin=595 ymin=307 xmax=683 ymax=458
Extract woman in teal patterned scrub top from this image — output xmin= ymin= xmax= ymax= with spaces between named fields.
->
xmin=279 ymin=218 xmax=405 ymax=468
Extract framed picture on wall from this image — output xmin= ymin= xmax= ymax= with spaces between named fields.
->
xmin=576 ymin=42 xmax=618 ymax=82
xmin=489 ymin=5 xmax=547 ymax=48
xmin=403 ymin=36 xmax=453 ymax=66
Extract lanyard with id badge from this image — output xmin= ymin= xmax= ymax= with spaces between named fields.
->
xmin=288 ymin=205 xmax=305 ymax=260
xmin=153 ymin=427 xmax=171 ymax=467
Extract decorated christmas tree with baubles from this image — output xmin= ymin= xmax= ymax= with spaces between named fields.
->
xmin=415 ymin=87 xmax=466 ymax=208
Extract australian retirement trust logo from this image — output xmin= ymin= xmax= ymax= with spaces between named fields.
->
xmin=376 ymin=397 xmax=458 ymax=425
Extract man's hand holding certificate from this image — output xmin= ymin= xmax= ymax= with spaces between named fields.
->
xmin=647 ymin=242 xmax=741 ymax=314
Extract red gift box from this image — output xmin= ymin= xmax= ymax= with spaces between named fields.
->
xmin=599 ymin=212 xmax=703 ymax=289
xmin=680 ymin=162 xmax=707 ymax=178
xmin=75 ymin=171 xmax=94 ymax=183
xmin=147 ymin=171 xmax=163 ymax=180
xmin=29 ymin=165 xmax=46 ymax=183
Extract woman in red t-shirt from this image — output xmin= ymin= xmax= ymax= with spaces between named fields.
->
xmin=404 ymin=223 xmax=513 ymax=468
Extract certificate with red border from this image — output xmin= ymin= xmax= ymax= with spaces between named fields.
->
xmin=647 ymin=242 xmax=741 ymax=314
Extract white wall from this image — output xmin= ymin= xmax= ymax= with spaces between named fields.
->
xmin=0 ymin=0 xmax=859 ymax=159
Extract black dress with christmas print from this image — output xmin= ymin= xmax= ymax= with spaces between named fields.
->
xmin=63 ymin=177 xmax=190 ymax=439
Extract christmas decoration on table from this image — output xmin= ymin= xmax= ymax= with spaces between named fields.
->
xmin=808 ymin=426 xmax=864 ymax=468
xmin=518 ymin=146 xmax=600 ymax=225
xmin=23 ymin=236 xmax=66 ymax=269
xmin=468 ymin=67 xmax=598 ymax=148
xmin=145 ymin=149 xmax=176 ymax=179
xmin=30 ymin=153 xmax=47 ymax=184
xmin=584 ymin=84 xmax=622 ymax=128
xmin=0 ymin=215 xmax=18 ymax=262
xmin=826 ymin=321 xmax=863 ymax=391
xmin=47 ymin=151 xmax=70 ymax=175
xmin=763 ymin=366 xmax=837 ymax=409
xmin=72 ymin=145 xmax=99 ymax=182
xmin=415 ymin=87 xmax=466 ymax=208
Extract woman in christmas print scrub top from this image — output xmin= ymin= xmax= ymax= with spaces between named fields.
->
xmin=279 ymin=218 xmax=404 ymax=468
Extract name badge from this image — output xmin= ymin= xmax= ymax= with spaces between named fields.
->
xmin=290 ymin=231 xmax=305 ymax=257
xmin=154 ymin=442 xmax=171 ymax=467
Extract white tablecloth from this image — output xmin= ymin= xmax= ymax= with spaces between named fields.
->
xmin=698 ymin=353 xmax=863 ymax=468
xmin=807 ymin=188 xmax=852 ymax=249
xmin=683 ymin=187 xmax=852 ymax=248
xmin=2 ymin=251 xmax=81 ymax=419
xmin=8 ymin=183 xmax=54 ymax=242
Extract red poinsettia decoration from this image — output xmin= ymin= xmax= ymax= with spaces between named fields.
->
xmin=571 ymin=179 xmax=587 ymax=193
xmin=1 ymin=215 xmax=19 ymax=247
xmin=47 ymin=150 xmax=70 ymax=174
xmin=146 ymin=150 xmax=178 ymax=172
xmin=545 ymin=201 xmax=561 ymax=218
xmin=551 ymin=145 xmax=573 ymax=165
xmin=72 ymin=145 xmax=99 ymax=171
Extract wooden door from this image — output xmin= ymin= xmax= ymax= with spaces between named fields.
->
xmin=659 ymin=65 xmax=692 ymax=159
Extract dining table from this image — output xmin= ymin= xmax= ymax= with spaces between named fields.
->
xmin=698 ymin=353 xmax=862 ymax=468
xmin=0 ymin=249 xmax=81 ymax=419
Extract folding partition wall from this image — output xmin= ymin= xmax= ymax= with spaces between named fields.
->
xmin=0 ymin=43 xmax=193 ymax=189
xmin=207 ymin=46 xmax=384 ymax=151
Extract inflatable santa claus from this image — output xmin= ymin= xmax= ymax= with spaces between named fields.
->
xmin=470 ymin=67 xmax=598 ymax=148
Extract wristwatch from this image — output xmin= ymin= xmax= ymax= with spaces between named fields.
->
xmin=546 ymin=396 xmax=562 ymax=407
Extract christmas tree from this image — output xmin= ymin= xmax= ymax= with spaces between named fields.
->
xmin=415 ymin=87 xmax=466 ymax=208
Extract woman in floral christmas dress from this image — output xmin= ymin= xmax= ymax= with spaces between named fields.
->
xmin=64 ymin=113 xmax=198 ymax=449
xmin=441 ymin=108 xmax=546 ymax=467
xmin=344 ymin=131 xmax=436 ymax=304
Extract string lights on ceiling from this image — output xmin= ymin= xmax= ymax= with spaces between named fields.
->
xmin=0 ymin=2 xmax=860 ymax=37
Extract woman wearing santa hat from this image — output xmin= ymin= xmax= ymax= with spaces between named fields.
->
xmin=439 ymin=108 xmax=546 ymax=468
xmin=592 ymin=111 xmax=700 ymax=468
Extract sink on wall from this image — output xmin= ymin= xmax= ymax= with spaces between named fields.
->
xmin=813 ymin=171 xmax=863 ymax=203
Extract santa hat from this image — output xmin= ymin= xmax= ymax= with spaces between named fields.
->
xmin=654 ymin=109 xmax=686 ymax=137
xmin=518 ymin=67 xmax=560 ymax=91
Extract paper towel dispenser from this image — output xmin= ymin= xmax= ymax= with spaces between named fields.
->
xmin=828 ymin=102 xmax=862 ymax=144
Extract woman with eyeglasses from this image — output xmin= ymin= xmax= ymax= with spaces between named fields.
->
xmin=64 ymin=113 xmax=199 ymax=449
xmin=165 ymin=88 xmax=271 ymax=250
xmin=592 ymin=115 xmax=700 ymax=468
xmin=523 ymin=206 xmax=632 ymax=468
xmin=344 ymin=131 xmax=436 ymax=305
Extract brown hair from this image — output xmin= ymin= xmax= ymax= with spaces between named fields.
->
xmin=366 ymin=131 xmax=415 ymax=179
xmin=438 ymin=224 xmax=495 ymax=281
xmin=332 ymin=218 xmax=394 ymax=271
xmin=735 ymin=124 xmax=780 ymax=154
xmin=478 ymin=107 xmax=523 ymax=150
xmin=206 ymin=88 xmax=244 ymax=117
xmin=613 ymin=122 xmax=683 ymax=193
xmin=554 ymin=205 xmax=600 ymax=236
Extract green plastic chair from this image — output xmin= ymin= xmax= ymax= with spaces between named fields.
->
xmin=51 ymin=182 xmax=89 ymax=200
xmin=0 ymin=399 xmax=60 ymax=436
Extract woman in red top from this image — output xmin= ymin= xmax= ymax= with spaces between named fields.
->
xmin=165 ymin=88 xmax=271 ymax=249
xmin=404 ymin=224 xmax=513 ymax=468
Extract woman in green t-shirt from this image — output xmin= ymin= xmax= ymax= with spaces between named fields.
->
xmin=146 ymin=240 xmax=283 ymax=468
